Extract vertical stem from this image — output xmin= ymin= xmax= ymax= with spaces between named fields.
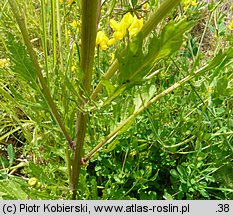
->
xmin=51 ymin=0 xmax=57 ymax=69
xmin=56 ymin=0 xmax=64 ymax=73
xmin=71 ymin=0 xmax=100 ymax=199
xmin=8 ymin=0 xmax=74 ymax=149
xmin=41 ymin=0 xmax=49 ymax=85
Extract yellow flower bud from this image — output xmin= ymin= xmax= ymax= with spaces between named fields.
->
xmin=110 ymin=19 xmax=120 ymax=31
xmin=0 ymin=59 xmax=8 ymax=68
xmin=28 ymin=177 xmax=38 ymax=187
xmin=228 ymin=20 xmax=233 ymax=30
xmin=191 ymin=0 xmax=198 ymax=6
xmin=111 ymin=53 xmax=115 ymax=62
xmin=96 ymin=31 xmax=109 ymax=51
xmin=142 ymin=2 xmax=149 ymax=10
xmin=71 ymin=20 xmax=78 ymax=28
xmin=71 ymin=66 xmax=76 ymax=72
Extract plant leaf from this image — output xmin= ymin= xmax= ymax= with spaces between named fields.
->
xmin=7 ymin=144 xmax=15 ymax=164
xmin=7 ymin=34 xmax=38 ymax=89
xmin=117 ymin=19 xmax=196 ymax=86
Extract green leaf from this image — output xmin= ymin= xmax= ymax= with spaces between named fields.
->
xmin=177 ymin=165 xmax=186 ymax=177
xmin=117 ymin=32 xmax=147 ymax=85
xmin=170 ymin=169 xmax=180 ymax=179
xmin=163 ymin=191 xmax=173 ymax=200
xmin=104 ymin=139 xmax=120 ymax=153
xmin=101 ymin=78 xmax=116 ymax=97
xmin=0 ymin=179 xmax=27 ymax=200
xmin=7 ymin=34 xmax=38 ymax=89
xmin=0 ymin=157 xmax=9 ymax=168
xmin=149 ymin=169 xmax=159 ymax=181
xmin=130 ymin=0 xmax=138 ymax=7
xmin=7 ymin=144 xmax=15 ymax=164
xmin=215 ymin=75 xmax=229 ymax=96
xmin=117 ymin=19 xmax=195 ymax=87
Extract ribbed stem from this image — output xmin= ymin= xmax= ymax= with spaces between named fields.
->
xmin=70 ymin=0 xmax=100 ymax=199
xmin=8 ymin=0 xmax=74 ymax=149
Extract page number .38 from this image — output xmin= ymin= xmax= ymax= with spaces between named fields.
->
xmin=216 ymin=204 xmax=230 ymax=213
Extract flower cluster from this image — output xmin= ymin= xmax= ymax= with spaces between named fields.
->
xmin=110 ymin=12 xmax=143 ymax=40
xmin=182 ymin=0 xmax=198 ymax=10
xmin=96 ymin=12 xmax=143 ymax=51
xmin=59 ymin=0 xmax=73 ymax=5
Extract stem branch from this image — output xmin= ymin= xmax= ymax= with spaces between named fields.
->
xmin=8 ymin=0 xmax=74 ymax=149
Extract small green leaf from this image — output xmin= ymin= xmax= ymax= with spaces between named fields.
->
xmin=177 ymin=165 xmax=186 ymax=177
xmin=149 ymin=169 xmax=159 ymax=181
xmin=7 ymin=144 xmax=15 ymax=164
xmin=104 ymin=139 xmax=120 ymax=153
xmin=163 ymin=191 xmax=173 ymax=200
xmin=101 ymin=79 xmax=116 ymax=97
xmin=170 ymin=169 xmax=179 ymax=179
xmin=215 ymin=75 xmax=229 ymax=96
xmin=130 ymin=0 xmax=138 ymax=7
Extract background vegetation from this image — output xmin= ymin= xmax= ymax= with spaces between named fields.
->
xmin=0 ymin=0 xmax=232 ymax=200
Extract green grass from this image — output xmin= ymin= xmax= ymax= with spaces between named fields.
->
xmin=0 ymin=0 xmax=232 ymax=200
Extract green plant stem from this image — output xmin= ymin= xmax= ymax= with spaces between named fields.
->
xmin=8 ymin=0 xmax=74 ymax=149
xmin=82 ymin=59 xmax=227 ymax=162
xmin=41 ymin=0 xmax=49 ymax=84
xmin=196 ymin=11 xmax=213 ymax=59
xmin=51 ymin=0 xmax=57 ymax=69
xmin=91 ymin=0 xmax=181 ymax=101
xmin=56 ymin=0 xmax=64 ymax=73
xmin=71 ymin=0 xmax=99 ymax=199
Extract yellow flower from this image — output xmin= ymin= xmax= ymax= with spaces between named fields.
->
xmin=96 ymin=31 xmax=109 ymax=51
xmin=121 ymin=12 xmax=134 ymax=29
xmin=110 ymin=12 xmax=143 ymax=40
xmin=111 ymin=21 xmax=127 ymax=40
xmin=68 ymin=0 xmax=73 ymax=5
xmin=0 ymin=59 xmax=7 ymax=68
xmin=71 ymin=66 xmax=76 ymax=72
xmin=110 ymin=19 xmax=127 ymax=40
xmin=128 ymin=17 xmax=143 ymax=38
xmin=111 ymin=53 xmax=115 ymax=62
xmin=28 ymin=177 xmax=38 ymax=187
xmin=71 ymin=20 xmax=79 ymax=33
xmin=59 ymin=0 xmax=64 ymax=3
xmin=191 ymin=0 xmax=198 ymax=6
xmin=228 ymin=20 xmax=233 ymax=30
xmin=230 ymin=4 xmax=233 ymax=11
xmin=108 ymin=38 xmax=116 ymax=46
xmin=71 ymin=20 xmax=77 ymax=28
xmin=110 ymin=19 xmax=120 ymax=32
xmin=182 ymin=0 xmax=198 ymax=8
xmin=142 ymin=2 xmax=149 ymax=10
xmin=182 ymin=0 xmax=189 ymax=6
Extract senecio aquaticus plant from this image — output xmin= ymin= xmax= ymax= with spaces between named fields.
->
xmin=8 ymin=0 xmax=233 ymax=199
